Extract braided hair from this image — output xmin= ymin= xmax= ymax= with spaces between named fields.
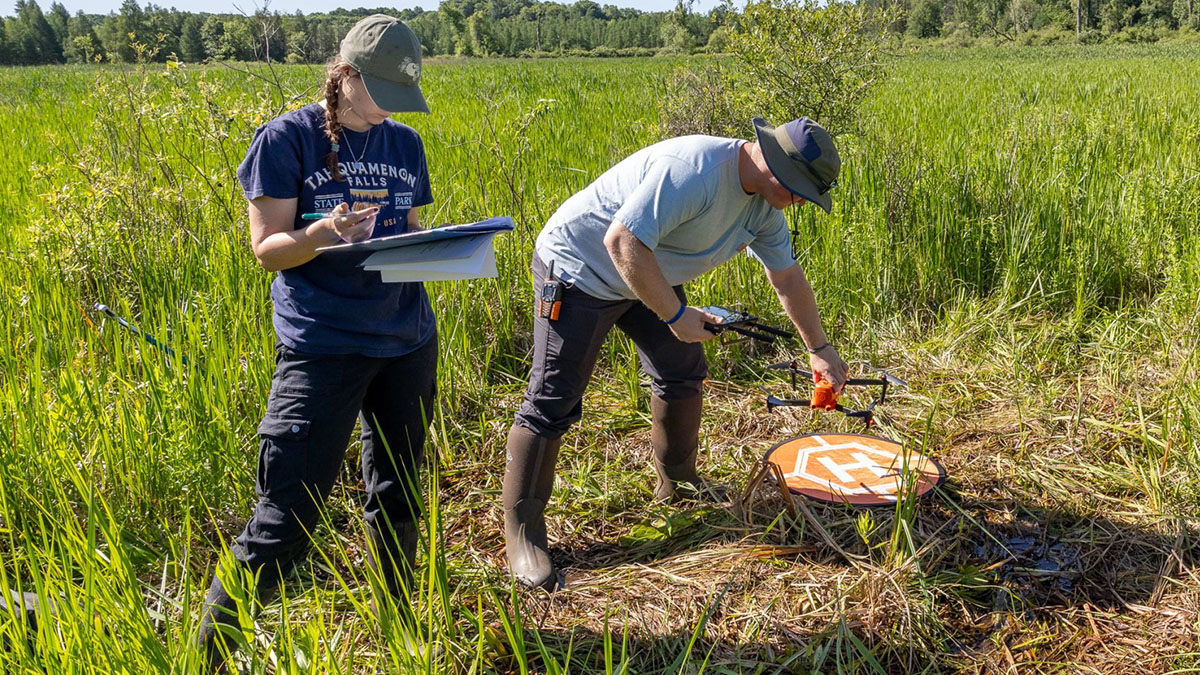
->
xmin=323 ymin=57 xmax=350 ymax=183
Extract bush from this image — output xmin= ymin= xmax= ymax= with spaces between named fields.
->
xmin=1170 ymin=25 xmax=1200 ymax=41
xmin=1111 ymin=25 xmax=1169 ymax=42
xmin=1021 ymin=25 xmax=1075 ymax=44
xmin=660 ymin=0 xmax=900 ymax=139
xmin=706 ymin=25 xmax=733 ymax=53
xmin=941 ymin=23 xmax=975 ymax=47
xmin=657 ymin=64 xmax=747 ymax=138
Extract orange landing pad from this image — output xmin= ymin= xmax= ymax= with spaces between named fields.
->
xmin=764 ymin=433 xmax=945 ymax=506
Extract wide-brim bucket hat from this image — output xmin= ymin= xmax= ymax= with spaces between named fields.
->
xmin=752 ymin=116 xmax=840 ymax=213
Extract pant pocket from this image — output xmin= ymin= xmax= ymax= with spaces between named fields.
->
xmin=255 ymin=415 xmax=312 ymax=499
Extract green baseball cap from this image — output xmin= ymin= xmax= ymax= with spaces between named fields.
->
xmin=340 ymin=14 xmax=428 ymax=114
xmin=752 ymin=116 xmax=840 ymax=213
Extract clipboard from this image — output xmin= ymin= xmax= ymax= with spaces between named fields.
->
xmin=314 ymin=216 xmax=515 ymax=253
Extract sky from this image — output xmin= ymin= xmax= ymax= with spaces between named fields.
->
xmin=46 ymin=0 xmax=728 ymax=17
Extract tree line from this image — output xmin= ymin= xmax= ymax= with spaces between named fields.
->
xmin=0 ymin=0 xmax=728 ymax=65
xmin=1 ymin=0 xmax=1196 ymax=66
xmin=890 ymin=0 xmax=1198 ymax=43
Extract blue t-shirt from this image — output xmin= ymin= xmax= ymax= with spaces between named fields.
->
xmin=237 ymin=103 xmax=436 ymax=357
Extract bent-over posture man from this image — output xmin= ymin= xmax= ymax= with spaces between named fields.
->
xmin=505 ymin=116 xmax=851 ymax=590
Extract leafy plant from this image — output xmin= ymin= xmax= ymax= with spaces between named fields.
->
xmin=661 ymin=0 xmax=901 ymax=138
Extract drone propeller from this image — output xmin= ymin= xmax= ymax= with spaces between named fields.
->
xmin=765 ymin=360 xmax=908 ymax=389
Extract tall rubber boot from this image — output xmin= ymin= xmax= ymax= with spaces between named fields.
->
xmin=651 ymin=394 xmax=722 ymax=502
xmin=502 ymin=425 xmax=562 ymax=591
xmin=196 ymin=577 xmax=239 ymax=673
xmin=368 ymin=519 xmax=436 ymax=658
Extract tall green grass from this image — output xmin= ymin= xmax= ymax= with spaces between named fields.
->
xmin=1 ymin=46 xmax=1198 ymax=672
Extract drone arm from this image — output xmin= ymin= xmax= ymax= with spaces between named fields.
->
xmin=765 ymin=393 xmax=810 ymax=411
xmin=747 ymin=321 xmax=795 ymax=339
xmin=845 ymin=377 xmax=887 ymax=387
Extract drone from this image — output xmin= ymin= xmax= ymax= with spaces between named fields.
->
xmin=698 ymin=306 xmax=794 ymax=344
xmin=695 ymin=305 xmax=907 ymax=428
xmin=739 ymin=363 xmax=935 ymax=513
xmin=761 ymin=360 xmax=908 ymax=429
xmin=692 ymin=306 xmax=935 ymax=510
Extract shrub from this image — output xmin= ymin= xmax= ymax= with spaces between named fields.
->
xmin=660 ymin=0 xmax=900 ymax=139
xmin=1111 ymin=25 xmax=1166 ymax=42
xmin=658 ymin=63 xmax=747 ymax=138
xmin=942 ymin=23 xmax=976 ymax=47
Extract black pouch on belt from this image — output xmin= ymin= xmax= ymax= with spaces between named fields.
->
xmin=537 ymin=261 xmax=563 ymax=320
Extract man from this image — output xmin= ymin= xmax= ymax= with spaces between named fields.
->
xmin=504 ymin=116 xmax=850 ymax=591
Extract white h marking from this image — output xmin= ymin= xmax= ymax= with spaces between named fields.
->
xmin=817 ymin=452 xmax=890 ymax=484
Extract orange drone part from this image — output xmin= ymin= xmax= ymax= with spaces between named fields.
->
xmin=810 ymin=379 xmax=838 ymax=411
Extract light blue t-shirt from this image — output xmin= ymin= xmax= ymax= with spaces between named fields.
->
xmin=535 ymin=136 xmax=795 ymax=301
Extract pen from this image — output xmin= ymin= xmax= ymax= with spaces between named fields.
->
xmin=301 ymin=207 xmax=379 ymax=221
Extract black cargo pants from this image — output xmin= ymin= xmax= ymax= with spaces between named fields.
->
xmin=200 ymin=337 xmax=437 ymax=647
xmin=512 ymin=256 xmax=707 ymax=439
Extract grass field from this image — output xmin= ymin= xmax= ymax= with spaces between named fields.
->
xmin=1 ymin=45 xmax=1199 ymax=673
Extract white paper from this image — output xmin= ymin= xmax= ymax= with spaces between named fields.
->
xmin=362 ymin=232 xmax=498 ymax=270
xmin=315 ymin=216 xmax=514 ymax=253
xmin=376 ymin=244 xmax=497 ymax=283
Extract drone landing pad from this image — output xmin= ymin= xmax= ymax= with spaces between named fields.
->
xmin=764 ymin=433 xmax=945 ymax=506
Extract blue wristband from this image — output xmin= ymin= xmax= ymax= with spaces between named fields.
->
xmin=664 ymin=303 xmax=686 ymax=325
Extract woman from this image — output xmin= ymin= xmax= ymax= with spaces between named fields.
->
xmin=198 ymin=14 xmax=437 ymax=667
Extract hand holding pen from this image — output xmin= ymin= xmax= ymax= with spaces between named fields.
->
xmin=303 ymin=203 xmax=379 ymax=244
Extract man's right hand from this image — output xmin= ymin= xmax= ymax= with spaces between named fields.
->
xmin=809 ymin=345 xmax=849 ymax=391
xmin=668 ymin=306 xmax=723 ymax=343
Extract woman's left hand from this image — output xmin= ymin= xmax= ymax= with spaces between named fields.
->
xmin=326 ymin=202 xmax=378 ymax=243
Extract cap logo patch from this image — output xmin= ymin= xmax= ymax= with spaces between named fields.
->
xmin=400 ymin=57 xmax=421 ymax=81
